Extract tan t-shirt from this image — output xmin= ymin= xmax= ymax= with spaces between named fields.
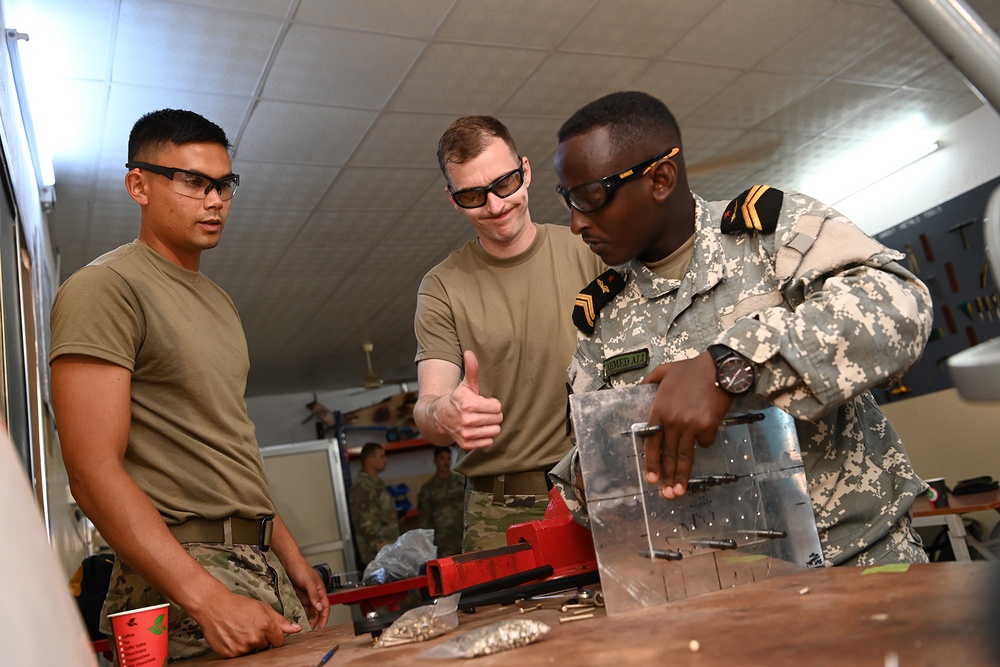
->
xmin=49 ymin=241 xmax=273 ymax=524
xmin=414 ymin=224 xmax=605 ymax=477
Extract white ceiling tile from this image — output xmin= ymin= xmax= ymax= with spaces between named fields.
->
xmin=33 ymin=80 xmax=107 ymax=167
xmin=31 ymin=0 xmax=996 ymax=395
xmin=112 ymin=0 xmax=281 ymax=95
xmin=101 ymin=85 xmax=252 ymax=155
xmin=437 ymin=0 xmax=589 ymax=48
xmin=296 ymin=211 xmax=401 ymax=247
xmin=502 ymin=117 xmax=565 ymax=159
xmin=263 ymin=24 xmax=425 ymax=108
xmin=835 ymin=28 xmax=946 ymax=86
xmin=171 ymin=0 xmax=294 ymax=18
xmin=756 ymin=2 xmax=908 ymax=77
xmin=230 ymin=160 xmax=339 ymax=210
xmin=678 ymin=126 xmax=755 ymax=170
xmin=906 ymin=62 xmax=979 ymax=94
xmin=824 ymin=87 xmax=982 ymax=138
xmin=221 ymin=207 xmax=310 ymax=247
xmin=561 ymin=0 xmax=722 ymax=58
xmin=236 ymin=101 xmax=376 ymax=164
xmin=14 ymin=0 xmax=115 ymax=81
xmin=667 ymin=0 xmax=836 ymax=69
xmin=389 ymin=44 xmax=548 ymax=113
xmin=294 ymin=0 xmax=453 ymax=37
xmin=314 ymin=167 xmax=440 ymax=211
xmin=685 ymin=71 xmax=823 ymax=129
xmin=630 ymin=62 xmax=744 ymax=120
xmin=759 ymin=80 xmax=896 ymax=135
xmin=501 ymin=53 xmax=653 ymax=117
xmin=349 ymin=112 xmax=455 ymax=168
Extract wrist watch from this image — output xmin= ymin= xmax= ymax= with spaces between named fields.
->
xmin=707 ymin=344 xmax=755 ymax=396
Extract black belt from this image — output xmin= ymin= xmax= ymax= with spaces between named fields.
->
xmin=469 ymin=469 xmax=552 ymax=503
xmin=168 ymin=516 xmax=273 ymax=551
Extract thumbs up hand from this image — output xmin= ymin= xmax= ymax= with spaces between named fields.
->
xmin=440 ymin=350 xmax=504 ymax=450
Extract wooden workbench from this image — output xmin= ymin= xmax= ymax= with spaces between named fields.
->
xmin=187 ymin=562 xmax=996 ymax=666
xmin=912 ymin=489 xmax=1000 ymax=560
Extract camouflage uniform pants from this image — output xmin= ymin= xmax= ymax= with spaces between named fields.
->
xmin=831 ymin=513 xmax=928 ymax=566
xmin=100 ymin=543 xmax=310 ymax=664
xmin=463 ymin=489 xmax=548 ymax=552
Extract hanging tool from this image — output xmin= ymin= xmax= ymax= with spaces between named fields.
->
xmin=919 ymin=233 xmax=935 ymax=262
xmin=904 ymin=243 xmax=920 ymax=275
xmin=945 ymin=262 xmax=960 ymax=292
xmin=942 ymin=304 xmax=957 ymax=335
xmin=948 ymin=219 xmax=977 ymax=249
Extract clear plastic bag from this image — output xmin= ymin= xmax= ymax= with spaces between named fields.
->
xmin=375 ymin=593 xmax=460 ymax=648
xmin=419 ymin=618 xmax=551 ymax=659
xmin=363 ymin=528 xmax=437 ymax=585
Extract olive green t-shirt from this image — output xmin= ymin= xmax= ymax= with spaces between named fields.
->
xmin=414 ymin=224 xmax=605 ymax=478
xmin=49 ymin=241 xmax=273 ymax=524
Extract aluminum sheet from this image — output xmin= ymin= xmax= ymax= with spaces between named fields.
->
xmin=570 ymin=384 xmax=822 ymax=615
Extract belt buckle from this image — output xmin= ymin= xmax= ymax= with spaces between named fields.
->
xmin=259 ymin=517 xmax=273 ymax=551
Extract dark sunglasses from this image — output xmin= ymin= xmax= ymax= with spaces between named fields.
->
xmin=556 ymin=147 xmax=679 ymax=213
xmin=448 ymin=160 xmax=525 ymax=209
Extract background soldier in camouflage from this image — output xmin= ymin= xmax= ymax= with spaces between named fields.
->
xmin=418 ymin=447 xmax=466 ymax=557
xmin=551 ymin=91 xmax=933 ymax=567
xmin=349 ymin=442 xmax=400 ymax=565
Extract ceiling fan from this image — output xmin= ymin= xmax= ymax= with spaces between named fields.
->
xmin=687 ymin=137 xmax=784 ymax=178
xmin=361 ymin=342 xmax=384 ymax=389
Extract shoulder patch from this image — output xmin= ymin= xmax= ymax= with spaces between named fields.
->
xmin=573 ymin=268 xmax=625 ymax=335
xmin=721 ymin=185 xmax=783 ymax=235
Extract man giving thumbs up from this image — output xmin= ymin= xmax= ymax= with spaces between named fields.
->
xmin=414 ymin=115 xmax=604 ymax=551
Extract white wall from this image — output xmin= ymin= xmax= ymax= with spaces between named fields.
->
xmin=838 ymin=104 xmax=1000 ymax=236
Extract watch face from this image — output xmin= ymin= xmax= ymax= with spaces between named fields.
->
xmin=717 ymin=356 xmax=754 ymax=395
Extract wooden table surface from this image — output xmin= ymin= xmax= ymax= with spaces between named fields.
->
xmin=912 ymin=488 xmax=1000 ymax=517
xmin=187 ymin=562 xmax=996 ymax=666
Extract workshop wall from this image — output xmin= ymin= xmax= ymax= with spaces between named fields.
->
xmin=881 ymin=387 xmax=1000 ymax=535
xmin=873 ymin=176 xmax=1000 ymax=402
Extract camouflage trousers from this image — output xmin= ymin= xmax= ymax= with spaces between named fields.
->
xmin=100 ymin=543 xmax=310 ymax=664
xmin=828 ymin=512 xmax=928 ymax=567
xmin=463 ymin=489 xmax=548 ymax=552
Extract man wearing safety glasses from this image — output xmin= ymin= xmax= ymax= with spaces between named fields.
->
xmin=550 ymin=91 xmax=933 ymax=567
xmin=414 ymin=116 xmax=605 ymax=552
xmin=50 ymin=109 xmax=328 ymax=662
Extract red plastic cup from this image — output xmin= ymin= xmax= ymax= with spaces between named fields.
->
xmin=925 ymin=477 xmax=950 ymax=509
xmin=108 ymin=602 xmax=169 ymax=667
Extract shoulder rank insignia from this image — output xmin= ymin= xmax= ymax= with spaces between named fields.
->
xmin=573 ymin=268 xmax=625 ymax=335
xmin=721 ymin=184 xmax=783 ymax=235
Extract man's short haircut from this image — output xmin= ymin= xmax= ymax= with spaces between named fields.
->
xmin=437 ymin=115 xmax=518 ymax=177
xmin=433 ymin=446 xmax=451 ymax=460
xmin=557 ymin=91 xmax=682 ymax=158
xmin=359 ymin=442 xmax=385 ymax=464
xmin=128 ymin=108 xmax=232 ymax=162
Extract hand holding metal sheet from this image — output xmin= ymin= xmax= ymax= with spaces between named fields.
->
xmin=571 ymin=384 xmax=822 ymax=615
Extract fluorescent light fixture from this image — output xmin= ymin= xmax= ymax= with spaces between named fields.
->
xmin=801 ymin=115 xmax=941 ymax=205
xmin=4 ymin=27 xmax=56 ymax=198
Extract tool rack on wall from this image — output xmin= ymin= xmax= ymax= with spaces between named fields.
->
xmin=872 ymin=176 xmax=1000 ymax=403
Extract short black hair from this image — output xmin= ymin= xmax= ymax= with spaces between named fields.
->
xmin=433 ymin=446 xmax=451 ymax=460
xmin=557 ymin=91 xmax=681 ymax=158
xmin=359 ymin=442 xmax=385 ymax=464
xmin=128 ymin=109 xmax=231 ymax=162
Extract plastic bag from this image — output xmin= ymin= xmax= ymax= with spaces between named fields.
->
xmin=375 ymin=593 xmax=460 ymax=648
xmin=363 ymin=528 xmax=437 ymax=585
xmin=420 ymin=618 xmax=551 ymax=659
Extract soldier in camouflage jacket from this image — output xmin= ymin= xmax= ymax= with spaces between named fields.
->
xmin=550 ymin=91 xmax=933 ymax=566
